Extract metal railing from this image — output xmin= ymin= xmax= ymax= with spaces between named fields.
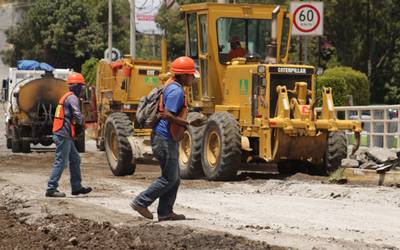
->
xmin=317 ymin=105 xmax=400 ymax=149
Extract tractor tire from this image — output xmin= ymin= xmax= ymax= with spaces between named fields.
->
xmin=74 ymin=132 xmax=86 ymax=153
xmin=201 ymin=112 xmax=241 ymax=181
xmin=104 ymin=113 xmax=135 ymax=176
xmin=21 ymin=140 xmax=31 ymax=153
xmin=324 ymin=131 xmax=347 ymax=174
xmin=179 ymin=112 xmax=206 ymax=179
xmin=11 ymin=138 xmax=21 ymax=153
xmin=6 ymin=138 xmax=11 ymax=149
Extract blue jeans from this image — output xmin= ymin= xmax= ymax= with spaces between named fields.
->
xmin=47 ymin=134 xmax=82 ymax=192
xmin=134 ymin=133 xmax=180 ymax=217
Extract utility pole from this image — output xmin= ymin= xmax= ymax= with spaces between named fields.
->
xmin=366 ymin=0 xmax=371 ymax=79
xmin=108 ymin=0 xmax=113 ymax=62
xmin=130 ymin=0 xmax=136 ymax=60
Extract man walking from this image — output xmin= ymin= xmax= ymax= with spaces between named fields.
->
xmin=131 ymin=56 xmax=204 ymax=221
xmin=45 ymin=72 xmax=92 ymax=198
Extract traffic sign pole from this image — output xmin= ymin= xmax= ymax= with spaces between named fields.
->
xmin=291 ymin=1 xmax=324 ymax=65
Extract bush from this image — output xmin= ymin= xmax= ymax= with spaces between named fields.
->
xmin=317 ymin=66 xmax=370 ymax=106
xmin=316 ymin=75 xmax=347 ymax=106
xmin=81 ymin=58 xmax=99 ymax=86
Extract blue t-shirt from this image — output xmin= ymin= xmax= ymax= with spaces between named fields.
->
xmin=153 ymin=82 xmax=185 ymax=140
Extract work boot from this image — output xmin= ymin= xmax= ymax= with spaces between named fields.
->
xmin=45 ymin=190 xmax=66 ymax=198
xmin=71 ymin=186 xmax=92 ymax=196
xmin=130 ymin=201 xmax=153 ymax=220
xmin=158 ymin=212 xmax=186 ymax=222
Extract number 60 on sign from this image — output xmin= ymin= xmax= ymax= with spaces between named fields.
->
xmin=290 ymin=1 xmax=324 ymax=36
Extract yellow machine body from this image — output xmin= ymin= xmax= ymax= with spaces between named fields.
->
xmin=178 ymin=3 xmax=361 ymax=177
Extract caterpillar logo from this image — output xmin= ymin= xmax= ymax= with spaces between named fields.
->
xmin=269 ymin=66 xmax=314 ymax=74
xmin=277 ymin=67 xmax=306 ymax=74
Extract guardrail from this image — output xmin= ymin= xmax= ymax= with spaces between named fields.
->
xmin=317 ymin=105 xmax=400 ymax=149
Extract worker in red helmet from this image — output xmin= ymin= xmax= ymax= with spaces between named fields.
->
xmin=130 ymin=56 xmax=204 ymax=221
xmin=45 ymin=72 xmax=92 ymax=198
xmin=227 ymin=36 xmax=247 ymax=61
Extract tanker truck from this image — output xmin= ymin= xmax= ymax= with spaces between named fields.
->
xmin=1 ymin=67 xmax=85 ymax=153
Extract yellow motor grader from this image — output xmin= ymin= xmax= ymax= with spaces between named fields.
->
xmin=95 ymin=2 xmax=361 ymax=180
xmin=177 ymin=3 xmax=361 ymax=180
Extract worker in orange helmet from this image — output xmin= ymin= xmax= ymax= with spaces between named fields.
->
xmin=45 ymin=72 xmax=92 ymax=198
xmin=227 ymin=36 xmax=247 ymax=61
xmin=130 ymin=56 xmax=204 ymax=221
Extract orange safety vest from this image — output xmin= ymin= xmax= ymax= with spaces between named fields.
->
xmin=159 ymin=78 xmax=188 ymax=142
xmin=53 ymin=92 xmax=76 ymax=138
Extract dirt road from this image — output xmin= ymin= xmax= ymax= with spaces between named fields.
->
xmin=1 ymin=108 xmax=399 ymax=249
xmin=0 ymin=145 xmax=399 ymax=249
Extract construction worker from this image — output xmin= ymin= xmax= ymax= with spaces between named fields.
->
xmin=45 ymin=72 xmax=92 ymax=198
xmin=227 ymin=36 xmax=247 ymax=61
xmin=130 ymin=56 xmax=204 ymax=221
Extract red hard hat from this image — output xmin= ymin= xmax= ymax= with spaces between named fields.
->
xmin=67 ymin=72 xmax=85 ymax=85
xmin=170 ymin=56 xmax=196 ymax=75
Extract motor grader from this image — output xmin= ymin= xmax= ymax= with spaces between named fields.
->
xmin=176 ymin=2 xmax=362 ymax=180
xmin=95 ymin=2 xmax=361 ymax=180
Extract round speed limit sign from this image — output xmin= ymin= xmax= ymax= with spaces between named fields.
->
xmin=291 ymin=2 xmax=323 ymax=36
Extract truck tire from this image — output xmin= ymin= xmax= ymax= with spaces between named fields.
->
xmin=74 ymin=132 xmax=85 ymax=153
xmin=105 ymin=113 xmax=135 ymax=176
xmin=179 ymin=112 xmax=206 ymax=179
xmin=11 ymin=138 xmax=21 ymax=153
xmin=21 ymin=140 xmax=31 ymax=153
xmin=324 ymin=131 xmax=347 ymax=174
xmin=201 ymin=112 xmax=241 ymax=181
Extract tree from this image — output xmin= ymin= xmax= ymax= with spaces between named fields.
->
xmin=323 ymin=0 xmax=400 ymax=104
xmin=1 ymin=0 xmax=103 ymax=71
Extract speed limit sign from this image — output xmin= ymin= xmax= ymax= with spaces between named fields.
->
xmin=291 ymin=1 xmax=323 ymax=36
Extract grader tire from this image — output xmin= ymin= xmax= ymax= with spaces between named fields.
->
xmin=179 ymin=112 xmax=206 ymax=179
xmin=324 ymin=131 xmax=347 ymax=174
xmin=105 ymin=113 xmax=135 ymax=176
xmin=201 ymin=112 xmax=241 ymax=181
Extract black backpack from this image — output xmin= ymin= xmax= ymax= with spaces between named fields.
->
xmin=135 ymin=86 xmax=164 ymax=129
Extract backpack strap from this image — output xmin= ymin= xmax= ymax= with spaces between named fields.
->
xmin=159 ymin=78 xmax=186 ymax=112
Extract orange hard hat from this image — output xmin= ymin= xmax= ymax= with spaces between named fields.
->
xmin=170 ymin=56 xmax=196 ymax=75
xmin=67 ymin=72 xmax=85 ymax=85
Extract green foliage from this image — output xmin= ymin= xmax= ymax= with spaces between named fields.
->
xmin=81 ymin=58 xmax=99 ymax=86
xmin=91 ymin=0 xmax=130 ymax=56
xmin=317 ymin=67 xmax=370 ymax=106
xmin=2 ymin=0 xmax=103 ymax=71
xmin=317 ymin=75 xmax=347 ymax=107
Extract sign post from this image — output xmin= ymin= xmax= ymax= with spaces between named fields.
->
xmin=290 ymin=1 xmax=324 ymax=64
